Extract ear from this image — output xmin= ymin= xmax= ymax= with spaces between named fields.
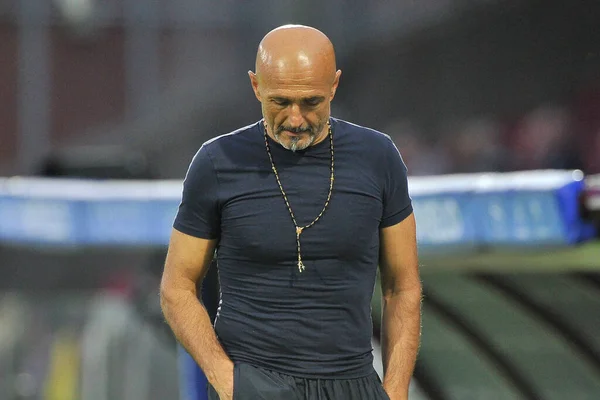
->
xmin=248 ymin=71 xmax=262 ymax=102
xmin=330 ymin=69 xmax=342 ymax=101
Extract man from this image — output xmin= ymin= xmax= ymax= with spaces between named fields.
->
xmin=160 ymin=25 xmax=421 ymax=400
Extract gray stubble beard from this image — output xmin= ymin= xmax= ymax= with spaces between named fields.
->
xmin=276 ymin=132 xmax=316 ymax=152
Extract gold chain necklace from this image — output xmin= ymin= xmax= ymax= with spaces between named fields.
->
xmin=263 ymin=121 xmax=334 ymax=272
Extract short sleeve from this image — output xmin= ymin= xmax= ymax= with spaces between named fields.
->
xmin=173 ymin=144 xmax=221 ymax=239
xmin=380 ymin=136 xmax=413 ymax=228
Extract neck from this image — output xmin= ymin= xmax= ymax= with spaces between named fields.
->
xmin=311 ymin=123 xmax=330 ymax=146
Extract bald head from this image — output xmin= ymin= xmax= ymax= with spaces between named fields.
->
xmin=249 ymin=25 xmax=342 ymax=152
xmin=255 ymin=25 xmax=337 ymax=85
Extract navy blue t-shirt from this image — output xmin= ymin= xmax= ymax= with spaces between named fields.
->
xmin=173 ymin=118 xmax=412 ymax=379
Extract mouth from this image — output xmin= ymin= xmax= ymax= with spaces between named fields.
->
xmin=280 ymin=130 xmax=310 ymax=138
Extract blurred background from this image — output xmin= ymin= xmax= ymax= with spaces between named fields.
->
xmin=1 ymin=0 xmax=600 ymax=399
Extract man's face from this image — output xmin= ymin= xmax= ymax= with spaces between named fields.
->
xmin=250 ymin=63 xmax=341 ymax=152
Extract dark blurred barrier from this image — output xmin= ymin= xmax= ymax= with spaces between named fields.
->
xmin=583 ymin=174 xmax=600 ymax=232
xmin=39 ymin=146 xmax=155 ymax=180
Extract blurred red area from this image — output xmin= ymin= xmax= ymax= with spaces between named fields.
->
xmin=49 ymin=25 xmax=126 ymax=147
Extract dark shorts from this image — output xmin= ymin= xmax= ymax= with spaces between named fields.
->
xmin=207 ymin=363 xmax=391 ymax=400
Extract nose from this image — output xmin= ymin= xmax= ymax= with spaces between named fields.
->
xmin=287 ymin=103 xmax=304 ymax=128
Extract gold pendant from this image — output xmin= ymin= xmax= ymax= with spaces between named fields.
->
xmin=296 ymin=226 xmax=304 ymax=272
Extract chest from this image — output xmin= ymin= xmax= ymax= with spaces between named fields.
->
xmin=216 ymin=151 xmax=384 ymax=263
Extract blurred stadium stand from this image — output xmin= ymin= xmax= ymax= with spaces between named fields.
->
xmin=2 ymin=0 xmax=600 ymax=178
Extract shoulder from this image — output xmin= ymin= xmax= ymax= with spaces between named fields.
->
xmin=332 ymin=117 xmax=396 ymax=153
xmin=189 ymin=121 xmax=263 ymax=168
xmin=332 ymin=118 xmax=406 ymax=177
xmin=200 ymin=121 xmax=262 ymax=154
xmin=186 ymin=121 xmax=262 ymax=173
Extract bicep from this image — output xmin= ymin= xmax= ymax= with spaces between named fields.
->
xmin=379 ymin=212 xmax=420 ymax=296
xmin=161 ymin=228 xmax=217 ymax=294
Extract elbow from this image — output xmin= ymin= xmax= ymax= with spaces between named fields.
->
xmin=159 ymin=278 xmax=197 ymax=317
xmin=159 ymin=284 xmax=170 ymax=316
xmin=382 ymin=282 xmax=422 ymax=303
xmin=159 ymin=280 xmax=177 ymax=317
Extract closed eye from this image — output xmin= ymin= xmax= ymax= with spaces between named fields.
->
xmin=304 ymin=97 xmax=324 ymax=107
xmin=271 ymin=98 xmax=290 ymax=106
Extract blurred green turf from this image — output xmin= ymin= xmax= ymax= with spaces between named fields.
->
xmin=420 ymin=240 xmax=600 ymax=272
xmin=372 ymin=240 xmax=600 ymax=326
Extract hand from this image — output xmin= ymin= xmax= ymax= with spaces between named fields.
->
xmin=213 ymin=362 xmax=234 ymax=400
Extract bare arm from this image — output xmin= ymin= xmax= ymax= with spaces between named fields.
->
xmin=160 ymin=228 xmax=233 ymax=398
xmin=379 ymin=213 xmax=422 ymax=400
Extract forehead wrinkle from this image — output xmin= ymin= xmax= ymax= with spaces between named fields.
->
xmin=265 ymin=86 xmax=326 ymax=97
xmin=263 ymin=79 xmax=330 ymax=95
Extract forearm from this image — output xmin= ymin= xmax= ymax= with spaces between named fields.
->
xmin=381 ymin=286 xmax=422 ymax=399
xmin=160 ymin=287 xmax=232 ymax=386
